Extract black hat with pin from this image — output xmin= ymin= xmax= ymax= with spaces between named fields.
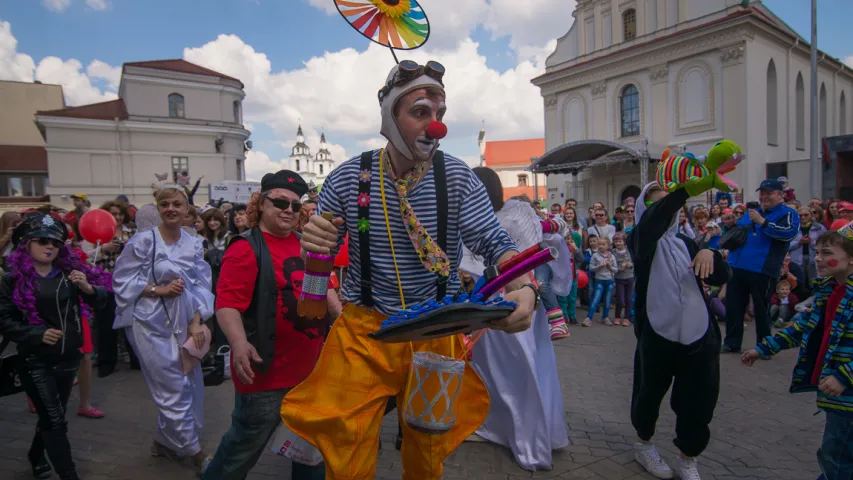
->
xmin=12 ymin=213 xmax=68 ymax=246
xmin=261 ymin=170 xmax=308 ymax=198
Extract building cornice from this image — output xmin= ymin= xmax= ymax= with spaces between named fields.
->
xmin=44 ymin=147 xmax=245 ymax=160
xmin=121 ymin=73 xmax=246 ymax=98
xmin=35 ymin=115 xmax=250 ymax=139
xmin=535 ymin=16 xmax=752 ymax=96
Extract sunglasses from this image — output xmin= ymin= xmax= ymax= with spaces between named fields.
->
xmin=264 ymin=195 xmax=302 ymax=213
xmin=378 ymin=60 xmax=445 ymax=103
xmin=627 ymin=209 xmax=635 ymax=213
xmin=35 ymin=238 xmax=62 ymax=248
xmin=595 ymin=214 xmax=606 ymax=217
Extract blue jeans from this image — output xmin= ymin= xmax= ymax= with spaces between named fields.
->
xmin=587 ymin=279 xmax=614 ymax=320
xmin=534 ymin=264 xmax=560 ymax=312
xmin=817 ymin=411 xmax=853 ymax=480
xmin=203 ymin=389 xmax=325 ymax=480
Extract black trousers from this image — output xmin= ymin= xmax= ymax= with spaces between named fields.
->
xmin=631 ymin=322 xmax=721 ymax=458
xmin=19 ymin=354 xmax=80 ymax=480
xmin=722 ymin=268 xmax=774 ymax=351
xmin=96 ymin=293 xmax=139 ymax=375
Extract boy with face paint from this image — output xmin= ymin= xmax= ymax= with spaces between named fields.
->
xmin=282 ymin=61 xmax=537 ymax=479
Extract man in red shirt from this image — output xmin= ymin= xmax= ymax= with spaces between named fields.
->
xmin=203 ymin=170 xmax=339 ymax=480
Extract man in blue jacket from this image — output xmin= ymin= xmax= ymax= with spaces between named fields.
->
xmin=721 ymin=178 xmax=799 ymax=353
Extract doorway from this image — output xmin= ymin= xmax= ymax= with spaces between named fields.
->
xmin=620 ymin=185 xmax=641 ymax=206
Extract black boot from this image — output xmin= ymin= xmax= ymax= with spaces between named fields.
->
xmin=40 ymin=427 xmax=79 ymax=480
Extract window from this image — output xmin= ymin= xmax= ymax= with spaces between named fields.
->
xmin=820 ymin=83 xmax=827 ymax=139
xmin=842 ymin=92 xmax=847 ymax=134
xmin=622 ymin=9 xmax=636 ymax=41
xmin=0 ymin=175 xmax=45 ymax=197
xmin=766 ymin=162 xmax=788 ymax=181
xmin=168 ymin=93 xmax=185 ymax=118
xmin=236 ymin=158 xmax=243 ymax=181
xmin=766 ymin=60 xmax=778 ymax=145
xmin=171 ymin=157 xmax=188 ymax=182
xmin=233 ymin=101 xmax=242 ymax=124
xmin=518 ymin=174 xmax=528 ymax=187
xmin=796 ymin=73 xmax=805 ymax=150
xmin=295 ymin=159 xmax=300 ymax=171
xmin=319 ymin=164 xmax=324 ymax=175
xmin=619 ymin=84 xmax=640 ymax=137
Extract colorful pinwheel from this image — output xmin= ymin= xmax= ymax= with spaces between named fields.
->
xmin=334 ymin=0 xmax=430 ymax=51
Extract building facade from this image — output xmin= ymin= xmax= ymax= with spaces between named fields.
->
xmin=0 ymin=80 xmax=65 ymax=205
xmin=284 ymin=126 xmax=336 ymax=187
xmin=36 ymin=59 xmax=251 ymax=207
xmin=478 ymin=125 xmax=547 ymax=201
xmin=533 ymin=0 xmax=853 ymax=211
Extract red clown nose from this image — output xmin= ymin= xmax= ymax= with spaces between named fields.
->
xmin=426 ymin=121 xmax=447 ymax=140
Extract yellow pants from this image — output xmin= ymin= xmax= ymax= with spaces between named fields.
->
xmin=281 ymin=303 xmax=490 ymax=479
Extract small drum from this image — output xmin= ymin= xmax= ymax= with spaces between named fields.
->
xmin=404 ymin=351 xmax=465 ymax=434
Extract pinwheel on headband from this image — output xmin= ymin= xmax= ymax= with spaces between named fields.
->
xmin=334 ymin=0 xmax=431 ymax=63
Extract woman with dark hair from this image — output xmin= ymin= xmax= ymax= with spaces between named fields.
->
xmin=0 ymin=214 xmax=110 ymax=480
xmin=463 ymin=167 xmax=568 ymax=471
xmin=227 ymin=203 xmax=248 ymax=236
xmin=202 ymin=209 xmax=228 ymax=251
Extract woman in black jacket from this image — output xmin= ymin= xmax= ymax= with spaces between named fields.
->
xmin=0 ymin=214 xmax=109 ymax=480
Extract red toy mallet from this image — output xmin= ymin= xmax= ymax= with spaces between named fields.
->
xmin=426 ymin=121 xmax=447 ymax=140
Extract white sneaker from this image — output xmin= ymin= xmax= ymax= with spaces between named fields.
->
xmin=675 ymin=456 xmax=701 ymax=480
xmin=633 ymin=442 xmax=674 ymax=479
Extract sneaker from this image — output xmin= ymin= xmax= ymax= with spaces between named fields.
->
xmin=675 ymin=456 xmax=701 ymax=480
xmin=604 ymin=318 xmax=613 ymax=326
xmin=550 ymin=319 xmax=570 ymax=340
xmin=720 ymin=345 xmax=741 ymax=354
xmin=622 ymin=319 xmax=633 ymax=327
xmin=633 ymin=443 xmax=674 ymax=479
xmin=582 ymin=318 xmax=592 ymax=327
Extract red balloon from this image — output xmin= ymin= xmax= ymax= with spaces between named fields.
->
xmin=425 ymin=121 xmax=447 ymax=140
xmin=831 ymin=219 xmax=850 ymax=231
xmin=576 ymin=270 xmax=589 ymax=289
xmin=78 ymin=209 xmax=117 ymax=245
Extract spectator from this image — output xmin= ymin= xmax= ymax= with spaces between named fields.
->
xmin=303 ymin=199 xmax=318 ymax=217
xmin=709 ymin=204 xmax=722 ymax=222
xmin=715 ymin=190 xmax=733 ymax=207
xmin=769 ymin=280 xmax=798 ymax=328
xmin=721 ymin=210 xmax=736 ymax=233
xmin=789 ymin=206 xmax=826 ymax=285
xmin=837 ymin=201 xmax=853 ymax=222
xmin=693 ymin=207 xmax=709 ymax=238
xmin=0 ymin=211 xmax=22 ymax=269
xmin=676 ymin=207 xmax=696 ymax=239
xmin=825 ymin=200 xmax=839 ymax=229
xmin=778 ymin=176 xmax=796 ymax=202
xmin=584 ymin=235 xmax=617 ymax=326
xmin=587 ymin=207 xmax=616 ymax=243
xmin=732 ymin=204 xmax=746 ymax=219
xmin=550 ymin=203 xmax=562 ymax=215
xmin=721 ymin=179 xmax=800 ymax=353
xmin=718 ymin=196 xmax=731 ymax=211
xmin=699 ymin=221 xmax=722 ymax=250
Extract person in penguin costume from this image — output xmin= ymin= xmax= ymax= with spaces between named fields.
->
xmin=627 ymin=177 xmax=733 ymax=480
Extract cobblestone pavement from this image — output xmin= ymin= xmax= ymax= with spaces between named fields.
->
xmin=1 ymin=319 xmax=824 ymax=480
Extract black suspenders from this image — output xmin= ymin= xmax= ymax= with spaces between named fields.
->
xmin=357 ymin=150 xmax=448 ymax=307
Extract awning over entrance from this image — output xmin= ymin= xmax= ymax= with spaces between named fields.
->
xmin=528 ymin=139 xmax=648 ymax=174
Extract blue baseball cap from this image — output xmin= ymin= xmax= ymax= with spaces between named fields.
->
xmin=756 ymin=179 xmax=783 ymax=192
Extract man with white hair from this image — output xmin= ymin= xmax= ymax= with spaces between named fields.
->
xmin=281 ymin=60 xmax=537 ymax=479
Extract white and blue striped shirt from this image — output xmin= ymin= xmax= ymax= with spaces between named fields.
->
xmin=320 ymin=149 xmax=517 ymax=315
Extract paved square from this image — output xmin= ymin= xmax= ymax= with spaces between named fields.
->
xmin=0 ymin=321 xmax=824 ymax=479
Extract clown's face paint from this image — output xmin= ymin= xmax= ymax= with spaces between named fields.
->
xmin=816 ymin=242 xmax=853 ymax=280
xmin=395 ymin=89 xmax=446 ymax=163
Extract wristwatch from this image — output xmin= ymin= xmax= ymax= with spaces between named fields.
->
xmin=522 ymin=283 xmax=541 ymax=310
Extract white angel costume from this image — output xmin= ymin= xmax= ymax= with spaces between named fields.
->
xmin=464 ymin=199 xmax=569 ymax=471
xmin=112 ymin=228 xmax=214 ymax=456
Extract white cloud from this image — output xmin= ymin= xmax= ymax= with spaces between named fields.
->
xmin=244 ymin=150 xmax=282 ymax=182
xmin=845 ymin=55 xmax=853 ymax=68
xmin=357 ymin=137 xmax=386 ymax=151
xmin=86 ymin=0 xmax=110 ymax=10
xmin=0 ymin=22 xmax=118 ymax=106
xmin=0 ymin=21 xmax=36 ymax=82
xmin=184 ymin=34 xmax=548 ymax=155
xmin=42 ymin=0 xmax=71 ymax=12
xmin=306 ymin=0 xmax=336 ymax=15
xmin=86 ymin=59 xmax=121 ymax=90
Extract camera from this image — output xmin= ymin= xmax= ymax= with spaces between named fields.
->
xmin=746 ymin=201 xmax=760 ymax=210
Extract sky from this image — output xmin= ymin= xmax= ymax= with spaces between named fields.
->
xmin=1 ymin=0 xmax=851 ymax=181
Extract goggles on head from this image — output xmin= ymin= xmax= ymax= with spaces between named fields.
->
xmin=378 ymin=60 xmax=445 ymax=104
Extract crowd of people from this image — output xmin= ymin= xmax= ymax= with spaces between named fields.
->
xmin=0 ymin=58 xmax=850 ymax=480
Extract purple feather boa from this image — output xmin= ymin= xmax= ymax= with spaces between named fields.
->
xmin=6 ymin=242 xmax=113 ymax=325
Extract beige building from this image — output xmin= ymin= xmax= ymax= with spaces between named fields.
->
xmin=532 ymin=0 xmax=853 ymax=211
xmin=0 ymin=80 xmax=65 ymax=204
xmin=36 ymin=59 xmax=251 ymax=206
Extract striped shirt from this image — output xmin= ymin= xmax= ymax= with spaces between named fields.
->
xmin=319 ymin=149 xmax=517 ymax=315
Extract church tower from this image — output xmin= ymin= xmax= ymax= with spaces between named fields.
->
xmin=314 ymin=132 xmax=335 ymax=184
xmin=288 ymin=125 xmax=314 ymax=184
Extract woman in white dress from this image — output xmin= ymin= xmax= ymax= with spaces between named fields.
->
xmin=464 ymin=167 xmax=569 ymax=471
xmin=112 ymin=185 xmax=215 ymax=474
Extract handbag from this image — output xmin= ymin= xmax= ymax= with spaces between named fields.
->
xmin=200 ymin=345 xmax=228 ymax=387
xmin=151 ymin=231 xmax=218 ymax=386
xmin=720 ymin=225 xmax=749 ymax=251
xmin=0 ymin=338 xmax=24 ymax=398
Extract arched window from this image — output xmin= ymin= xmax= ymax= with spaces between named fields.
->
xmin=622 ymin=9 xmax=636 ymax=41
xmin=766 ymin=60 xmax=778 ymax=145
xmin=820 ymin=83 xmax=827 ymax=138
xmin=233 ymin=101 xmax=241 ymax=124
xmin=295 ymin=159 xmax=300 ymax=171
xmin=517 ymin=174 xmax=528 ymax=187
xmin=168 ymin=93 xmax=185 ymax=118
xmin=319 ymin=164 xmax=324 ymax=175
xmin=795 ymin=73 xmax=804 ymax=150
xmin=841 ymin=92 xmax=847 ymax=134
xmin=619 ymin=84 xmax=640 ymax=137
